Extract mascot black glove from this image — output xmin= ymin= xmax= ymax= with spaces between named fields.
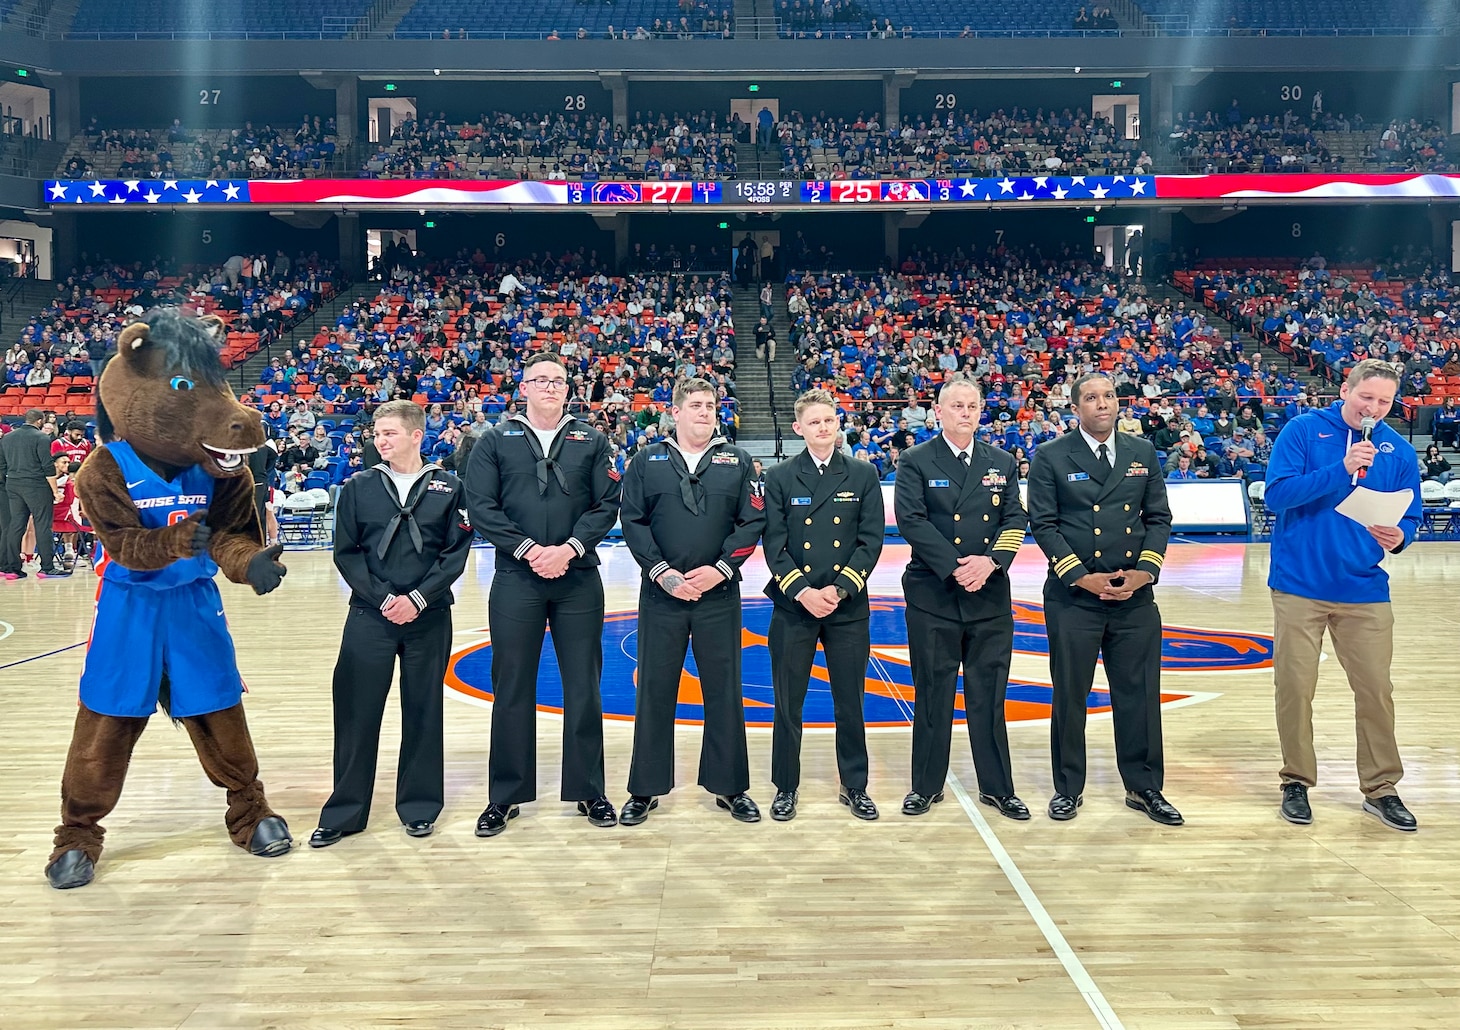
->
xmin=246 ymin=544 xmax=288 ymax=595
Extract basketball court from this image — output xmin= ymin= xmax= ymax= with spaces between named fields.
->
xmin=1 ymin=540 xmax=1457 ymax=1029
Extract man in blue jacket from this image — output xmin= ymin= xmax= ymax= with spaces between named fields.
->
xmin=1264 ymin=359 xmax=1422 ymax=831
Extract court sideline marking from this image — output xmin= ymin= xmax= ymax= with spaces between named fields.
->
xmin=946 ymin=772 xmax=1124 ymax=1030
xmin=0 ymin=641 xmax=84 ymax=671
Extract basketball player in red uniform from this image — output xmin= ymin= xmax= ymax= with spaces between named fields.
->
xmin=51 ymin=422 xmax=93 ymax=465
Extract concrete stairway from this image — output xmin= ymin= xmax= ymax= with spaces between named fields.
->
xmin=729 ymin=283 xmax=799 ymax=455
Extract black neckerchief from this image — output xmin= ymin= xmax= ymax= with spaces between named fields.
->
xmin=665 ymin=435 xmax=726 ymax=516
xmin=373 ymin=463 xmax=443 ymax=559
xmin=508 ymin=413 xmax=574 ymax=495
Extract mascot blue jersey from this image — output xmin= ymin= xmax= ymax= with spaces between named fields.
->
xmin=83 ymin=441 xmax=241 ymax=718
xmin=96 ymin=441 xmax=218 ymax=588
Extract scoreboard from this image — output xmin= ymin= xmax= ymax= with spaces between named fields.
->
xmin=44 ymin=173 xmax=1460 ymax=208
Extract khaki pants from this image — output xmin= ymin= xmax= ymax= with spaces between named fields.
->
xmin=1271 ymin=590 xmax=1403 ymax=798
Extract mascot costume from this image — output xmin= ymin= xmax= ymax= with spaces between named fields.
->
xmin=46 ymin=308 xmax=292 ymax=889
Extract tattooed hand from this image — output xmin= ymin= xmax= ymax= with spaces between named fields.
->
xmin=657 ymin=568 xmax=703 ymax=602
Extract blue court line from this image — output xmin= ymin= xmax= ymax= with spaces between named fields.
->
xmin=0 ymin=642 xmax=85 ymax=671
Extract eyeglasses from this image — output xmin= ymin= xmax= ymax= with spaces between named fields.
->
xmin=523 ymin=377 xmax=568 ymax=390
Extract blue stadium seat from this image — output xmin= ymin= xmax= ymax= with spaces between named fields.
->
xmin=70 ymin=0 xmax=377 ymax=36
xmin=396 ymin=0 xmax=706 ymax=37
xmin=1133 ymin=0 xmax=1437 ymax=33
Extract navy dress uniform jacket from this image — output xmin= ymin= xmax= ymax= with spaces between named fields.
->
xmin=619 ymin=438 xmax=766 ymax=587
xmin=333 ymin=465 xmax=475 ymax=613
xmin=894 ymin=439 xmax=1027 ymax=622
xmin=762 ymin=450 xmax=884 ymax=622
xmin=463 ymin=414 xmax=622 ymax=567
xmin=1026 ymin=431 xmax=1172 ymax=607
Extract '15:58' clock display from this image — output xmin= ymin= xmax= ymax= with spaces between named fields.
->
xmin=728 ymin=181 xmax=801 ymax=204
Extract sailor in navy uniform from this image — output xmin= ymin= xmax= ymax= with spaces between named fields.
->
xmin=893 ymin=376 xmax=1030 ymax=820
xmin=1025 ymin=373 xmax=1183 ymax=826
xmin=462 ymin=353 xmax=622 ymax=837
xmin=618 ymin=378 xmax=767 ymax=825
xmin=761 ymin=389 xmax=884 ymax=821
xmin=310 ymin=401 xmax=474 ymax=848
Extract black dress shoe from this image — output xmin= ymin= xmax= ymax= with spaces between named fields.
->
xmin=716 ymin=792 xmax=762 ymax=823
xmin=770 ymin=790 xmax=798 ymax=821
xmin=475 ymin=803 xmax=519 ymax=837
xmin=980 ymin=793 xmax=1032 ymax=821
xmin=839 ymin=786 xmax=879 ymax=820
xmin=404 ymin=820 xmax=434 ymax=838
xmin=1280 ymin=783 xmax=1313 ymax=825
xmin=577 ymin=795 xmax=618 ymax=827
xmin=248 ymin=815 xmax=293 ymax=856
xmin=1048 ymin=793 xmax=1083 ymax=820
xmin=1363 ymin=794 xmax=1418 ymax=832
xmin=1126 ymin=789 xmax=1185 ymax=826
xmin=308 ymin=826 xmax=350 ymax=848
xmin=620 ymin=795 xmax=658 ymax=825
xmin=46 ymin=849 xmax=95 ymax=890
xmin=901 ymin=790 xmax=945 ymax=816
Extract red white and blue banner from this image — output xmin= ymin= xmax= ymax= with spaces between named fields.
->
xmin=42 ymin=173 xmax=1460 ymax=208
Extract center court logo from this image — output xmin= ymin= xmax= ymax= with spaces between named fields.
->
xmin=445 ymin=596 xmax=1273 ymax=728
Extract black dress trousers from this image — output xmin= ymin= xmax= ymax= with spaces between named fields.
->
xmin=767 ymin=608 xmax=870 ymax=793
xmin=627 ymin=583 xmax=749 ymax=798
xmin=4 ymin=481 xmax=58 ymax=573
xmin=1043 ymin=589 xmax=1165 ymax=799
xmin=486 ymin=566 xmax=606 ymax=805
xmin=320 ymin=604 xmax=452 ymax=831
xmin=905 ymin=603 xmax=1016 ymax=798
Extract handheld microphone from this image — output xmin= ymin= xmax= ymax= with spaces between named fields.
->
xmin=1358 ymin=416 xmax=1375 ymax=480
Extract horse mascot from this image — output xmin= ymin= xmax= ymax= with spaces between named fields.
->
xmin=47 ymin=308 xmax=291 ymax=889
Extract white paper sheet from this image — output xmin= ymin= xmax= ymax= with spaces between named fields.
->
xmin=1334 ymin=486 xmax=1415 ymax=528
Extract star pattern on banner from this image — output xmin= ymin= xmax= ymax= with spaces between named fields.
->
xmin=934 ymin=175 xmax=1155 ymax=203
xmin=44 ymin=179 xmax=252 ymax=205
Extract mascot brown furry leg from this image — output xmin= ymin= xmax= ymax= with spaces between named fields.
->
xmin=46 ymin=309 xmax=291 ymax=890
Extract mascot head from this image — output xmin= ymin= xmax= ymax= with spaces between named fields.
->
xmin=97 ymin=308 xmax=264 ymax=476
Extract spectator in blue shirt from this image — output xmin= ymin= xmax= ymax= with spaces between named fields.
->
xmin=1165 ymin=453 xmax=1200 ymax=480
xmin=1431 ymin=396 xmax=1460 ymax=448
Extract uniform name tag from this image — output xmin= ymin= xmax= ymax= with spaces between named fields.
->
xmin=928 ymin=479 xmax=950 ymax=488
xmin=1067 ymin=472 xmax=1090 ymax=482
xmin=503 ymin=430 xmax=525 ymax=436
xmin=790 ymin=496 xmax=812 ymax=506
xmin=648 ymin=454 xmax=669 ymax=461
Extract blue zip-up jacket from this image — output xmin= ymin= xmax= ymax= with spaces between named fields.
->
xmin=1265 ymin=400 xmax=1421 ymax=603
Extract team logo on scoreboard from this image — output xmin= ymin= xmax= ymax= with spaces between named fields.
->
xmin=589 ymin=182 xmax=642 ymax=204
xmin=445 ymin=597 xmax=1271 ymax=727
xmin=882 ymin=180 xmax=928 ymax=201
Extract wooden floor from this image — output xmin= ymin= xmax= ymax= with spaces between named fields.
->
xmin=2 ymin=541 xmax=1459 ymax=1030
